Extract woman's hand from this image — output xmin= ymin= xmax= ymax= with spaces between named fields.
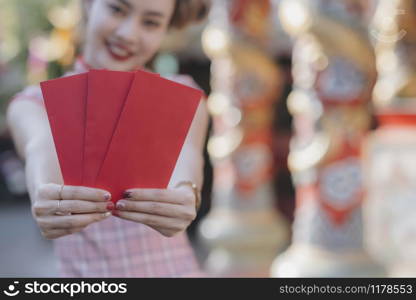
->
xmin=113 ymin=186 xmax=198 ymax=237
xmin=32 ymin=183 xmax=113 ymax=239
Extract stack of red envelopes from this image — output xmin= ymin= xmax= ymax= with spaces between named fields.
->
xmin=40 ymin=69 xmax=203 ymax=203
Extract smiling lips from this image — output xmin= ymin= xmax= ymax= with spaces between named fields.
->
xmin=105 ymin=40 xmax=135 ymax=61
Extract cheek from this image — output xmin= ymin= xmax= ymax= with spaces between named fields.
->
xmin=85 ymin=9 xmax=117 ymax=49
xmin=141 ymin=32 xmax=166 ymax=58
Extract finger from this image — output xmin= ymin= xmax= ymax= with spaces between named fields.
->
xmin=116 ymin=200 xmax=195 ymax=221
xmin=38 ymin=183 xmax=111 ymax=202
xmin=61 ymin=185 xmax=111 ymax=202
xmin=59 ymin=200 xmax=111 ymax=214
xmin=33 ymin=200 xmax=111 ymax=216
xmin=115 ymin=211 xmax=186 ymax=232
xmin=38 ymin=212 xmax=111 ymax=229
xmin=124 ymin=188 xmax=194 ymax=206
xmin=41 ymin=227 xmax=84 ymax=240
xmin=32 ymin=200 xmax=56 ymax=217
xmin=36 ymin=183 xmax=62 ymax=200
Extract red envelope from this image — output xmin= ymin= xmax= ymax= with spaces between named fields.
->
xmin=40 ymin=73 xmax=88 ymax=185
xmin=83 ymin=69 xmax=134 ymax=185
xmin=84 ymin=69 xmax=161 ymax=185
xmin=95 ymin=70 xmax=203 ymax=202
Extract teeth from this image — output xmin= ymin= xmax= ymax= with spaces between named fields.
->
xmin=108 ymin=43 xmax=130 ymax=57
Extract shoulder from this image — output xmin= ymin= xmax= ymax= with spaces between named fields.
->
xmin=9 ymin=69 xmax=78 ymax=106
xmin=9 ymin=84 xmax=44 ymax=106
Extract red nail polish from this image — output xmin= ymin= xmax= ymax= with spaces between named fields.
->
xmin=107 ymin=202 xmax=115 ymax=211
xmin=116 ymin=201 xmax=125 ymax=210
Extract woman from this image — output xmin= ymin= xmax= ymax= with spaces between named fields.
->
xmin=6 ymin=0 xmax=210 ymax=277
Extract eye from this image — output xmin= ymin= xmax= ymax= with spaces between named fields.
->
xmin=108 ymin=3 xmax=126 ymax=16
xmin=143 ymin=19 xmax=162 ymax=29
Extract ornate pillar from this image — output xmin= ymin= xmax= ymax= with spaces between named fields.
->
xmin=364 ymin=0 xmax=416 ymax=277
xmin=198 ymin=0 xmax=289 ymax=277
xmin=271 ymin=0 xmax=384 ymax=277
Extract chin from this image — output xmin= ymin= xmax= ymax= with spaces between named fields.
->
xmin=93 ymin=56 xmax=127 ymax=71
xmin=85 ymin=50 xmax=145 ymax=71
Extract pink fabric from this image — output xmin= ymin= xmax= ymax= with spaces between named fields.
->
xmin=11 ymin=59 xmax=204 ymax=277
xmin=56 ymin=217 xmax=203 ymax=277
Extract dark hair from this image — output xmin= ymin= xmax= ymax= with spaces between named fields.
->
xmin=170 ymin=0 xmax=211 ymax=29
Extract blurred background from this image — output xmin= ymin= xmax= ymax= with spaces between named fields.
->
xmin=1 ymin=0 xmax=416 ymax=277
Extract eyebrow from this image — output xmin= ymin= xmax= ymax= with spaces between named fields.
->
xmin=116 ymin=0 xmax=132 ymax=9
xmin=143 ymin=11 xmax=166 ymax=18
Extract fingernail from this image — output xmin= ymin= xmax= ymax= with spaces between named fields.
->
xmin=123 ymin=191 xmax=132 ymax=198
xmin=102 ymin=212 xmax=111 ymax=218
xmin=106 ymin=202 xmax=115 ymax=211
xmin=116 ymin=201 xmax=125 ymax=210
xmin=104 ymin=193 xmax=111 ymax=201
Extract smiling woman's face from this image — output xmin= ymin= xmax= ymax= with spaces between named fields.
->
xmin=83 ymin=0 xmax=175 ymax=71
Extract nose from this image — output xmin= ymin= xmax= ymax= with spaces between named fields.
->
xmin=114 ymin=17 xmax=141 ymax=46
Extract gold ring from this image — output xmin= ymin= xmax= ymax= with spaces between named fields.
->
xmin=55 ymin=185 xmax=69 ymax=216
xmin=175 ymin=181 xmax=201 ymax=212
xmin=55 ymin=199 xmax=65 ymax=216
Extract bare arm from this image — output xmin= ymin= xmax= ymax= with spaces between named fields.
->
xmin=168 ymin=98 xmax=209 ymax=189
xmin=6 ymin=100 xmax=62 ymax=198
xmin=6 ymin=99 xmax=111 ymax=239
